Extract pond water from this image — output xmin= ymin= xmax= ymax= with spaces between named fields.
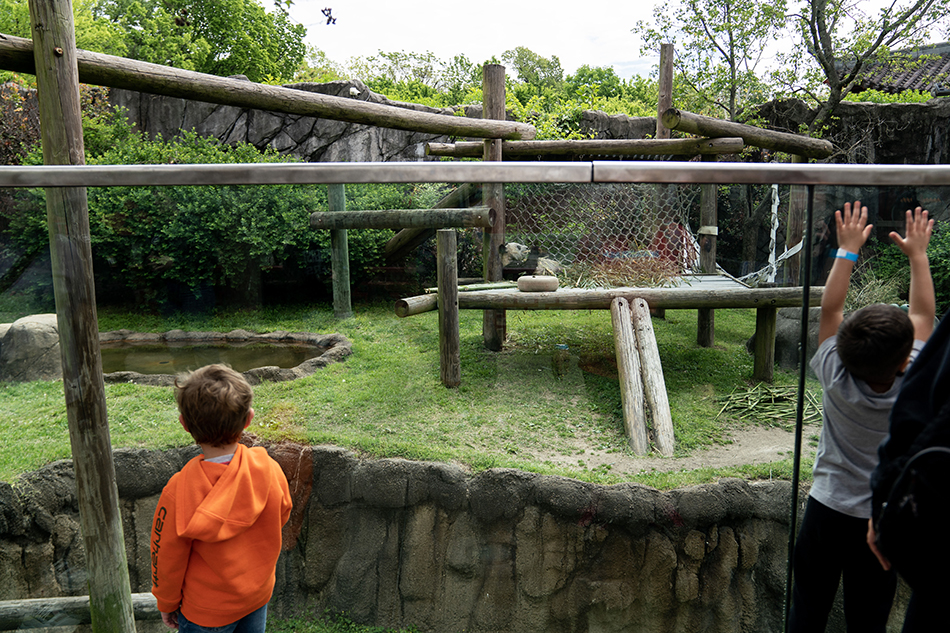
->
xmin=99 ymin=341 xmax=324 ymax=375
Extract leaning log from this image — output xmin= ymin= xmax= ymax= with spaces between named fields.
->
xmin=661 ymin=108 xmax=834 ymax=159
xmin=630 ymin=298 xmax=675 ymax=456
xmin=0 ymin=33 xmax=536 ymax=141
xmin=0 ymin=594 xmax=159 ymax=630
xmin=610 ymin=297 xmax=650 ymax=455
xmin=384 ymin=183 xmax=483 ymax=263
xmin=395 ymin=286 xmax=823 ymax=316
xmin=425 ymin=137 xmax=745 ymax=158
xmin=310 ymin=207 xmax=492 ymax=230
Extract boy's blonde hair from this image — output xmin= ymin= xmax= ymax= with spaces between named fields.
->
xmin=174 ymin=364 xmax=253 ymax=447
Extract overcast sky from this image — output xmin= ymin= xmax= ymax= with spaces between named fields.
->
xmin=284 ymin=0 xmax=660 ymax=80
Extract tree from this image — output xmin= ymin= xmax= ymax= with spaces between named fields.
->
xmin=90 ymin=0 xmax=306 ymax=82
xmin=501 ymin=47 xmax=564 ymax=99
xmin=784 ymin=0 xmax=950 ymax=133
xmin=1 ymin=0 xmax=127 ymax=57
xmin=633 ymin=0 xmax=787 ymax=121
xmin=294 ymin=47 xmax=344 ymax=83
xmin=565 ymin=65 xmax=622 ymax=106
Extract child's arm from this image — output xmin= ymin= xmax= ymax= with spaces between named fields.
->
xmin=818 ymin=200 xmax=873 ymax=345
xmin=890 ymin=207 xmax=935 ymax=342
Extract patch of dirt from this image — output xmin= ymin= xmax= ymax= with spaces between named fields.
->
xmin=536 ymin=422 xmax=820 ymax=478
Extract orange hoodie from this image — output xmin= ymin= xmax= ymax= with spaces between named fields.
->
xmin=150 ymin=443 xmax=292 ymax=626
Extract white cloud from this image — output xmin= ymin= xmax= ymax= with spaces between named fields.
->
xmin=286 ymin=0 xmax=660 ymax=79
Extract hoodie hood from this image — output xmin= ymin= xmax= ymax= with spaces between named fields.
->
xmin=176 ymin=444 xmax=278 ymax=542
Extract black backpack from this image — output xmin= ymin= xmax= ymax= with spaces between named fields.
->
xmin=874 ymin=444 xmax=950 ymax=591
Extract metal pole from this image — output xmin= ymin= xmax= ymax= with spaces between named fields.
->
xmin=784 ymin=185 xmax=815 ymax=632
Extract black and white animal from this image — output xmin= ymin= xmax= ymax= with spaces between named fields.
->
xmin=499 ymin=242 xmax=561 ymax=278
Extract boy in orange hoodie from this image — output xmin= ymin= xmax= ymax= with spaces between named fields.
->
xmin=151 ymin=364 xmax=292 ymax=631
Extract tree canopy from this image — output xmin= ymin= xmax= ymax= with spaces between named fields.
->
xmin=0 ymin=0 xmax=306 ymax=82
xmin=784 ymin=0 xmax=950 ymax=132
xmin=633 ymin=0 xmax=787 ymax=121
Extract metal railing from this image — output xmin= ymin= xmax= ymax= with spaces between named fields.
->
xmin=3 ymin=160 xmax=950 ymax=187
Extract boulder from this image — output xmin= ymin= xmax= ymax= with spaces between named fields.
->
xmin=0 ymin=314 xmax=61 ymax=382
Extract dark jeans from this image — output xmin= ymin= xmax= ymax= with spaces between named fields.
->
xmin=788 ymin=496 xmax=897 ymax=633
xmin=178 ymin=604 xmax=267 ymax=633
xmin=902 ymin=590 xmax=944 ymax=632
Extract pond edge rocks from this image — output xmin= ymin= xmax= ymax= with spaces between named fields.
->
xmin=0 ymin=314 xmax=352 ymax=384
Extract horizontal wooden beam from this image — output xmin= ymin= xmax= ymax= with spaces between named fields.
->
xmin=0 ymin=33 xmax=536 ymax=141
xmin=0 ymin=593 xmax=158 ymax=630
xmin=310 ymin=206 xmax=492 ymax=230
xmin=661 ymin=108 xmax=834 ymax=159
xmin=426 ymin=137 xmax=745 ymax=158
xmin=395 ymin=286 xmax=823 ymax=317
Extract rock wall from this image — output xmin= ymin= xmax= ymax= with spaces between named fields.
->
xmin=753 ymin=97 xmax=950 ymax=165
xmin=0 ymin=438 xmax=911 ymax=632
xmin=107 ymin=79 xmax=658 ymax=163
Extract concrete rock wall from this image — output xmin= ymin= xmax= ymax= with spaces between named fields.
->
xmin=107 ymin=80 xmax=658 ymax=163
xmin=1 ymin=438 xmax=798 ymax=633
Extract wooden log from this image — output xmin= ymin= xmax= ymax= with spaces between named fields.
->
xmin=27 ymin=0 xmax=136 ymax=631
xmin=0 ymin=34 xmax=536 ymax=141
xmin=697 ymin=154 xmax=718 ymax=347
xmin=395 ymin=293 xmax=439 ymax=317
xmin=384 ymin=183 xmax=483 ymax=263
xmin=630 ymin=298 xmax=674 ymax=456
xmin=437 ymin=230 xmax=461 ymax=387
xmin=610 ymin=298 xmax=650 ymax=455
xmin=425 ymin=137 xmax=745 ymax=158
xmin=656 ymin=44 xmax=674 ymax=140
xmin=753 ymin=306 xmax=778 ymax=383
xmin=482 ymin=64 xmax=507 ymax=352
xmin=662 ymin=108 xmax=834 ymax=159
xmin=327 ymin=184 xmax=352 ymax=319
xmin=311 ymin=206 xmax=492 ymax=230
xmin=396 ymin=286 xmax=824 ymax=316
xmin=0 ymin=593 xmax=159 ymax=630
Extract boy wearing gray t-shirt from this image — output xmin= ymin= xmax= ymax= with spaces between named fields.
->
xmin=788 ymin=200 xmax=934 ymax=633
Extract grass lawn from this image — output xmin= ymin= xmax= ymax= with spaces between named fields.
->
xmin=0 ymin=301 xmax=818 ymax=487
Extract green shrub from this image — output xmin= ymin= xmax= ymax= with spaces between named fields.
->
xmin=929 ymin=223 xmax=950 ymax=318
xmin=4 ymin=115 xmax=409 ymax=309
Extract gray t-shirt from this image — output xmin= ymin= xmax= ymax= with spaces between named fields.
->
xmin=808 ymin=336 xmax=924 ymax=518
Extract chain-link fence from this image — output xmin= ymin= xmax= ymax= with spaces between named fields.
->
xmin=502 ymin=182 xmax=703 ymax=287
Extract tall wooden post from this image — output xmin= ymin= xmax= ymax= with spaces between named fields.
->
xmin=437 ymin=230 xmax=461 ymax=387
xmin=653 ymin=44 xmax=675 ymax=320
xmin=327 ymin=184 xmax=352 ymax=319
xmin=482 ymin=64 xmax=506 ymax=350
xmin=27 ymin=0 xmax=135 ymax=630
xmin=697 ymin=154 xmax=718 ymax=347
xmin=786 ymin=155 xmax=807 ymax=285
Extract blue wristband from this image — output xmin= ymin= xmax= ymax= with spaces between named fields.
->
xmin=835 ymin=248 xmax=858 ymax=262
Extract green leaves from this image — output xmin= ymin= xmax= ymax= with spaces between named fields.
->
xmin=633 ymin=0 xmax=788 ymax=121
